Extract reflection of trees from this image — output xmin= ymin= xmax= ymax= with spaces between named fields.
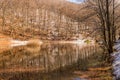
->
xmin=0 ymin=43 xmax=101 ymax=73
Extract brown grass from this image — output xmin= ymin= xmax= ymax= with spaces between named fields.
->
xmin=88 ymin=67 xmax=111 ymax=71
xmin=26 ymin=39 xmax=43 ymax=48
xmin=0 ymin=40 xmax=11 ymax=53
xmin=0 ymin=33 xmax=10 ymax=39
xmin=25 ymin=39 xmax=43 ymax=53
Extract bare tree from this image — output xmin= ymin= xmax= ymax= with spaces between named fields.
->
xmin=85 ymin=0 xmax=120 ymax=62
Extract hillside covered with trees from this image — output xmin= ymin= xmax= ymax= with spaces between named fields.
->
xmin=0 ymin=0 xmax=96 ymax=40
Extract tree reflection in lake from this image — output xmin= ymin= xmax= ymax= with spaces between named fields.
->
xmin=0 ymin=42 xmax=102 ymax=80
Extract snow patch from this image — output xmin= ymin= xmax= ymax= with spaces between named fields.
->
xmin=10 ymin=40 xmax=28 ymax=47
xmin=72 ymin=39 xmax=85 ymax=44
xmin=113 ymin=40 xmax=120 ymax=79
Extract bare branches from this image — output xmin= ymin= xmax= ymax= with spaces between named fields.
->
xmin=84 ymin=0 xmax=120 ymax=62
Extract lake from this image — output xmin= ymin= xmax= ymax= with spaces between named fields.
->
xmin=0 ymin=41 xmax=106 ymax=80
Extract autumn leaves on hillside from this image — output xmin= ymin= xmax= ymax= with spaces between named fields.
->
xmin=0 ymin=0 xmax=95 ymax=40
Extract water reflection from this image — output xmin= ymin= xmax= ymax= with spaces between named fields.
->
xmin=0 ymin=42 xmax=101 ymax=80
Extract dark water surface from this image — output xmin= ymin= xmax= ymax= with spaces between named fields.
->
xmin=0 ymin=42 xmax=102 ymax=80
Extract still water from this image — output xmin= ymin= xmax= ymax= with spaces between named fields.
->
xmin=0 ymin=42 xmax=102 ymax=80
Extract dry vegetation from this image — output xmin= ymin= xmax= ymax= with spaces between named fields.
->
xmin=26 ymin=39 xmax=43 ymax=48
xmin=0 ymin=0 xmax=94 ymax=40
xmin=0 ymin=34 xmax=11 ymax=53
xmin=0 ymin=0 xmax=119 ymax=80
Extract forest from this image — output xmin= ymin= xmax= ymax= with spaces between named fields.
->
xmin=0 ymin=0 xmax=120 ymax=80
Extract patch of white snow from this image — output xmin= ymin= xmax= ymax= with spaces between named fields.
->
xmin=113 ymin=40 xmax=120 ymax=79
xmin=10 ymin=40 xmax=28 ymax=47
